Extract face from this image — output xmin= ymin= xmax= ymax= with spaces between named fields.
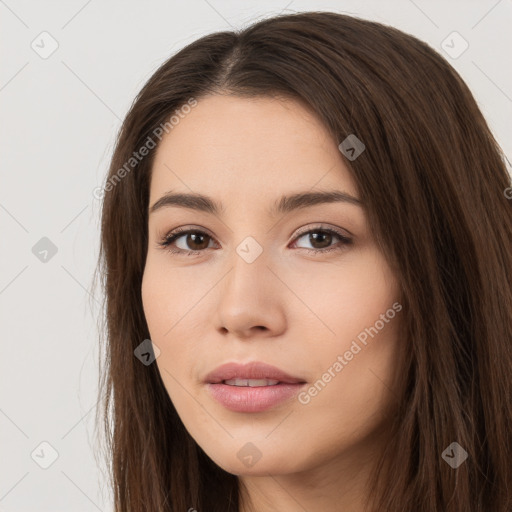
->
xmin=142 ymin=94 xmax=403 ymax=478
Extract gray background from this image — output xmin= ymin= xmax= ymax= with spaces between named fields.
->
xmin=1 ymin=1 xmax=511 ymax=510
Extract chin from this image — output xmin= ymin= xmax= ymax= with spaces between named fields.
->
xmin=203 ymin=444 xmax=303 ymax=477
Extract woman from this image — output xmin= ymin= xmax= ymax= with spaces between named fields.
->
xmin=94 ymin=11 xmax=512 ymax=512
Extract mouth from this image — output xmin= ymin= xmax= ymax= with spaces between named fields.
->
xmin=204 ymin=361 xmax=307 ymax=413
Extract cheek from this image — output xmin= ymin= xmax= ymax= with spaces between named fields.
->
xmin=288 ymin=250 xmax=399 ymax=345
xmin=290 ymin=251 xmax=401 ymax=426
xmin=291 ymin=312 xmax=401 ymax=463
xmin=141 ymin=259 xmax=206 ymax=395
xmin=141 ymin=254 xmax=207 ymax=339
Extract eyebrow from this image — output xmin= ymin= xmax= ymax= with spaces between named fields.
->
xmin=149 ymin=189 xmax=363 ymax=217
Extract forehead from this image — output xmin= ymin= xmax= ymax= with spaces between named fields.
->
xmin=149 ymin=95 xmax=359 ymax=207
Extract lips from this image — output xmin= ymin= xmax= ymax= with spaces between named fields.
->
xmin=204 ymin=362 xmax=307 ymax=412
xmin=204 ymin=361 xmax=306 ymax=385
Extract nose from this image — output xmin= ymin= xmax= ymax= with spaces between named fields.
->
xmin=214 ymin=247 xmax=287 ymax=339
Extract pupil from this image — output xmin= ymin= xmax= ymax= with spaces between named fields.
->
xmin=310 ymin=232 xmax=331 ymax=249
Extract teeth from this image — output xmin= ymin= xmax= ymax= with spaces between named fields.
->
xmin=223 ymin=378 xmax=280 ymax=387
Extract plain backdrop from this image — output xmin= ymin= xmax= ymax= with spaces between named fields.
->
xmin=1 ymin=1 xmax=511 ymax=510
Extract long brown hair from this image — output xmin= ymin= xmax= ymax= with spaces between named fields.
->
xmin=94 ymin=11 xmax=512 ymax=511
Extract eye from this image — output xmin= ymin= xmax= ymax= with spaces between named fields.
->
xmin=157 ymin=227 xmax=217 ymax=256
xmin=157 ymin=224 xmax=352 ymax=256
xmin=291 ymin=226 xmax=352 ymax=254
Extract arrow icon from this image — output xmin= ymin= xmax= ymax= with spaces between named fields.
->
xmin=134 ymin=339 xmax=160 ymax=365
xmin=32 ymin=237 xmax=58 ymax=262
xmin=237 ymin=441 xmax=263 ymax=467
xmin=440 ymin=31 xmax=468 ymax=59
xmin=31 ymin=441 xmax=59 ymax=468
xmin=441 ymin=441 xmax=468 ymax=468
xmin=339 ymin=134 xmax=365 ymax=161
xmin=30 ymin=31 xmax=59 ymax=60
xmin=236 ymin=237 xmax=263 ymax=263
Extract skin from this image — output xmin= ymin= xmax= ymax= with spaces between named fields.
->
xmin=142 ymin=94 xmax=403 ymax=512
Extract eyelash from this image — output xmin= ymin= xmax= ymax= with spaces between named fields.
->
xmin=157 ymin=225 xmax=352 ymax=257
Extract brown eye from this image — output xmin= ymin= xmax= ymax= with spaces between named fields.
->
xmin=158 ymin=229 xmax=216 ymax=255
xmin=293 ymin=227 xmax=352 ymax=253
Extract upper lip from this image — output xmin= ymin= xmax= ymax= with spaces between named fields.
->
xmin=204 ymin=361 xmax=307 ymax=384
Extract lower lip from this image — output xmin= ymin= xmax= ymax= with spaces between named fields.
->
xmin=206 ymin=382 xmax=306 ymax=413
